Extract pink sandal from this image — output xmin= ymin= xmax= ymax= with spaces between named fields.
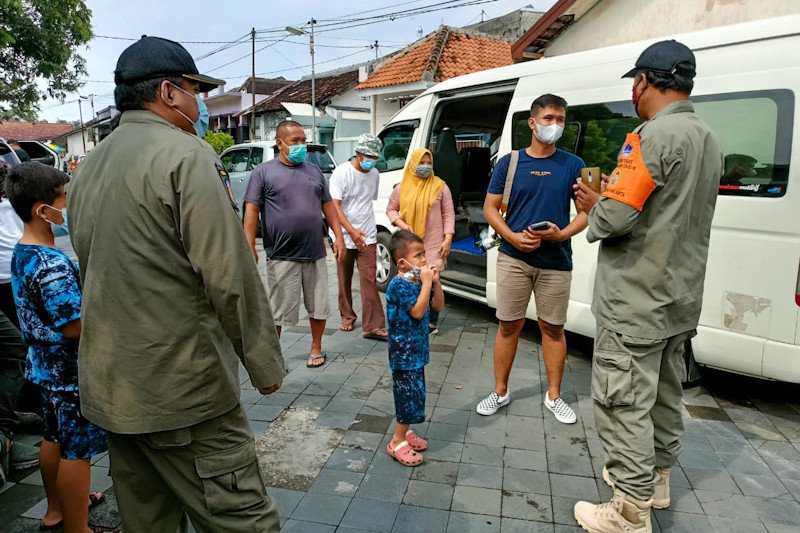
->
xmin=386 ymin=441 xmax=424 ymax=467
xmin=405 ymin=430 xmax=428 ymax=452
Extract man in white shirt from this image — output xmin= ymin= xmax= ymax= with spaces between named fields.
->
xmin=330 ymin=134 xmax=387 ymax=340
xmin=0 ymin=182 xmax=24 ymax=325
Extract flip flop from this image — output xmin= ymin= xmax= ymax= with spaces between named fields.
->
xmin=386 ymin=441 xmax=423 ymax=467
xmin=405 ymin=430 xmax=429 ymax=452
xmin=39 ymin=492 xmax=106 ymax=530
xmin=306 ymin=353 xmax=327 ymax=368
xmin=363 ymin=329 xmax=388 ymax=342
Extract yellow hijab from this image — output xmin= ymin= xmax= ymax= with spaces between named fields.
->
xmin=399 ymin=148 xmax=445 ymax=238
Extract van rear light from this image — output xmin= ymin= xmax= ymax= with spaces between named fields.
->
xmin=797 ymin=260 xmax=800 ymax=306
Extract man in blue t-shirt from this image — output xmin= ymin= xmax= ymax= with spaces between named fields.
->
xmin=476 ymin=94 xmax=588 ymax=425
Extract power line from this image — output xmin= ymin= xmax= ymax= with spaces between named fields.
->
xmin=205 ymin=35 xmax=290 ymax=74
xmin=253 ymin=0 xmax=497 ymax=35
xmin=93 ymin=34 xmax=250 ymax=45
xmin=310 ymin=0 xmax=489 ymax=29
xmin=222 ymin=46 xmax=393 ymax=81
xmin=320 ymin=0 xmax=442 ymax=21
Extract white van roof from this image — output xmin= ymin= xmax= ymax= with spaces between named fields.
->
xmin=422 ymin=14 xmax=800 ymax=96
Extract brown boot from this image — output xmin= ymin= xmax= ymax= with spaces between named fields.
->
xmin=602 ymin=466 xmax=670 ymax=509
xmin=574 ymin=489 xmax=653 ymax=533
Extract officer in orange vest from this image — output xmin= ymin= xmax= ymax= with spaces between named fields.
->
xmin=573 ymin=40 xmax=723 ymax=533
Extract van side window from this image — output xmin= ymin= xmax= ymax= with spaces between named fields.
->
xmin=377 ymin=121 xmax=418 ymax=172
xmin=695 ymin=90 xmax=793 ymax=197
xmin=510 ymin=90 xmax=794 ymax=198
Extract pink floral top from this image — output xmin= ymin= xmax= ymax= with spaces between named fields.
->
xmin=387 ymin=184 xmax=456 ymax=269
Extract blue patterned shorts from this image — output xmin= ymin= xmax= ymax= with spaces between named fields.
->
xmin=41 ymin=389 xmax=108 ymax=460
xmin=392 ymin=368 xmax=426 ymax=425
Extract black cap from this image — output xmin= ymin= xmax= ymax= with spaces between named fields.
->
xmin=114 ymin=35 xmax=224 ymax=92
xmin=622 ymin=39 xmax=696 ymax=79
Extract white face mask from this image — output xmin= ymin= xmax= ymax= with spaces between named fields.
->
xmin=533 ymin=121 xmax=564 ymax=145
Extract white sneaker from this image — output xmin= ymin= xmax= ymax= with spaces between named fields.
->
xmin=544 ymin=392 xmax=577 ymax=424
xmin=476 ymin=391 xmax=511 ymax=416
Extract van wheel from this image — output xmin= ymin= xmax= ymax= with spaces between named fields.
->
xmin=376 ymin=232 xmax=396 ymax=293
xmin=681 ymin=339 xmax=703 ymax=389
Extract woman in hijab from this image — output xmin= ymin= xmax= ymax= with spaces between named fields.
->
xmin=386 ymin=148 xmax=455 ymax=333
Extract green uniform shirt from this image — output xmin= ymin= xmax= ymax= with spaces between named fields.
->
xmin=588 ymin=100 xmax=723 ymax=340
xmin=69 ymin=110 xmax=285 ymax=434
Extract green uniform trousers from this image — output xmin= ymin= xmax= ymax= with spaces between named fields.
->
xmin=107 ymin=405 xmax=279 ymax=533
xmin=591 ymin=326 xmax=693 ymax=501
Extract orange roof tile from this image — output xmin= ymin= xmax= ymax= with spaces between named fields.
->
xmin=357 ymin=27 xmax=512 ymax=90
xmin=0 ymin=120 xmax=74 ymax=141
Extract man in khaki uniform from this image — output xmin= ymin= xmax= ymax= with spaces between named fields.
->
xmin=573 ymin=41 xmax=722 ymax=533
xmin=69 ymin=37 xmax=285 ymax=532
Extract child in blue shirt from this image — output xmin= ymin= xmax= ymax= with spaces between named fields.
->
xmin=384 ymin=230 xmax=444 ymax=466
xmin=6 ymin=162 xmax=107 ymax=532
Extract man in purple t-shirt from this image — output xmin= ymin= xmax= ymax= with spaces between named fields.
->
xmin=244 ymin=120 xmax=345 ymax=368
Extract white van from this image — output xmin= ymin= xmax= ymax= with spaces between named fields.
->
xmin=370 ymin=15 xmax=800 ymax=384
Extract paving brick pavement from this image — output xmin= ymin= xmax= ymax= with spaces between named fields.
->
xmin=2 ymin=241 xmax=800 ymax=531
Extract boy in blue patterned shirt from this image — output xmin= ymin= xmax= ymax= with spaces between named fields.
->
xmin=385 ymin=230 xmax=444 ymax=467
xmin=6 ymin=163 xmax=107 ymax=532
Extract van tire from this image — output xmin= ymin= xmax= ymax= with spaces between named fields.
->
xmin=376 ymin=232 xmax=396 ymax=293
xmin=681 ymin=339 xmax=703 ymax=389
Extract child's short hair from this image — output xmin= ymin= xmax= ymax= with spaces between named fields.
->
xmin=4 ymin=162 xmax=70 ymax=222
xmin=389 ymin=229 xmax=424 ymax=262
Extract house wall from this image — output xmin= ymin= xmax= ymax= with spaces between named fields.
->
xmin=330 ymin=88 xmax=370 ymax=110
xmin=372 ymin=91 xmax=423 ymax=133
xmin=546 ymin=0 xmax=800 ymax=56
xmin=257 ymin=110 xmax=290 ymax=142
xmin=65 ymin=130 xmax=95 ymax=158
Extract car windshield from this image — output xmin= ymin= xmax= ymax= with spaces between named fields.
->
xmin=271 ymin=144 xmax=335 ymax=173
xmin=306 ymin=149 xmax=335 ymax=173
xmin=1 ymin=144 xmax=19 ymax=165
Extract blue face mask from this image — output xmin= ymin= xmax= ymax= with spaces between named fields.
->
xmin=287 ymin=143 xmax=307 ymax=165
xmin=195 ymin=95 xmax=209 ymax=138
xmin=415 ymin=164 xmax=433 ymax=178
xmin=359 ymin=158 xmax=376 ymax=172
xmin=170 ymin=83 xmax=208 ymax=137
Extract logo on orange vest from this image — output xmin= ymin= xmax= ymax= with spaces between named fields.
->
xmin=622 ymin=143 xmax=634 ymax=157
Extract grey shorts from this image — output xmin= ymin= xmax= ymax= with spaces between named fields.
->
xmin=265 ymin=258 xmax=329 ymax=326
xmin=495 ymin=252 xmax=572 ymax=325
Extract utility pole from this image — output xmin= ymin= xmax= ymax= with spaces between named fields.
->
xmin=250 ymin=27 xmax=256 ymax=141
xmin=77 ymin=98 xmax=86 ymax=153
xmin=88 ymin=94 xmax=96 ymax=144
xmin=374 ymin=40 xmax=379 ymax=60
xmin=286 ymin=21 xmax=317 ymax=142
xmin=310 ymin=18 xmax=316 ymax=144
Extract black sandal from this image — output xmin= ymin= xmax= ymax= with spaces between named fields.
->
xmin=306 ymin=353 xmax=327 ymax=368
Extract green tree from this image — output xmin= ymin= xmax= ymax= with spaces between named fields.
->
xmin=0 ymin=0 xmax=93 ymax=120
xmin=204 ymin=130 xmax=235 ymax=154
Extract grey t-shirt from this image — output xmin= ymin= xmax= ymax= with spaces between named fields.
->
xmin=245 ymin=159 xmax=331 ymax=261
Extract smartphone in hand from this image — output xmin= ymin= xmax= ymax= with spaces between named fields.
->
xmin=528 ymin=221 xmax=550 ymax=232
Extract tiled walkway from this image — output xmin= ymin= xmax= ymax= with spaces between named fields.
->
xmin=2 ymin=245 xmax=800 ymax=532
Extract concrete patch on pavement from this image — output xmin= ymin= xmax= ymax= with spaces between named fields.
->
xmin=256 ymin=407 xmax=343 ymax=490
